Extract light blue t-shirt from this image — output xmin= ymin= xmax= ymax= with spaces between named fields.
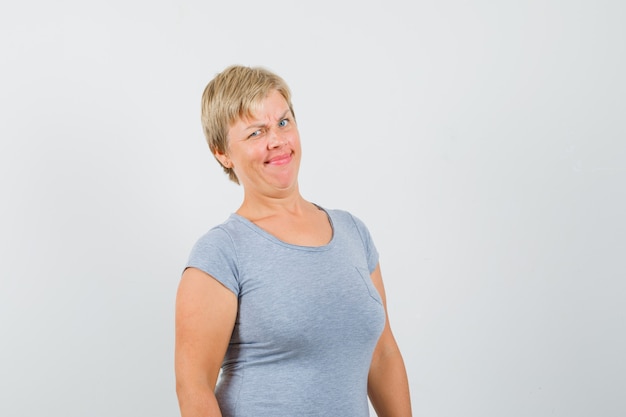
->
xmin=186 ymin=207 xmax=386 ymax=416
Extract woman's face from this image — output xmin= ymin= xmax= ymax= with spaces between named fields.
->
xmin=220 ymin=90 xmax=301 ymax=196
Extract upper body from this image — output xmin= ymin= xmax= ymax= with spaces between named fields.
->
xmin=186 ymin=208 xmax=384 ymax=416
xmin=175 ymin=65 xmax=412 ymax=417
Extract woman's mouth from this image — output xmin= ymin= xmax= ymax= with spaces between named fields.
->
xmin=265 ymin=153 xmax=292 ymax=166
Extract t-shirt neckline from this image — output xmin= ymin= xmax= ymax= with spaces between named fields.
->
xmin=229 ymin=205 xmax=335 ymax=251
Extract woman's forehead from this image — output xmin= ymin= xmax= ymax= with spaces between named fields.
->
xmin=233 ymin=91 xmax=290 ymax=125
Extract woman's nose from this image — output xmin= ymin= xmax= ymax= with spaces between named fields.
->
xmin=267 ymin=129 xmax=286 ymax=148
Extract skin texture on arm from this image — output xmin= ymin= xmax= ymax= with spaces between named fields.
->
xmin=368 ymin=264 xmax=413 ymax=417
xmin=175 ymin=267 xmax=238 ymax=417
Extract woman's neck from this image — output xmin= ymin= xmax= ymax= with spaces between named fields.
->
xmin=236 ymin=188 xmax=310 ymax=221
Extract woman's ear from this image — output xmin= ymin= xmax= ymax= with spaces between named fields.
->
xmin=214 ymin=150 xmax=232 ymax=168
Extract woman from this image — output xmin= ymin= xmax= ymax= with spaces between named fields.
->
xmin=175 ymin=65 xmax=412 ymax=417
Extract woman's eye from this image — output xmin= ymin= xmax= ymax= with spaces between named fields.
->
xmin=279 ymin=119 xmax=289 ymax=127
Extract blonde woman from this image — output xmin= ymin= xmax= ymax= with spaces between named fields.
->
xmin=175 ymin=65 xmax=411 ymax=417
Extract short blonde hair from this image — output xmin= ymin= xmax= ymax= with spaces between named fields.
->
xmin=200 ymin=65 xmax=294 ymax=184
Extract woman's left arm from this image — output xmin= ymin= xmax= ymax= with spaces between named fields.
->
xmin=368 ymin=263 xmax=413 ymax=417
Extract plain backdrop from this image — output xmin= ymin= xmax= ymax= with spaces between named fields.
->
xmin=1 ymin=1 xmax=625 ymax=416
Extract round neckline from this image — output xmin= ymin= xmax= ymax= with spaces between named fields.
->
xmin=229 ymin=205 xmax=335 ymax=251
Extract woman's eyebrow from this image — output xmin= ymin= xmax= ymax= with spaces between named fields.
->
xmin=244 ymin=109 xmax=292 ymax=130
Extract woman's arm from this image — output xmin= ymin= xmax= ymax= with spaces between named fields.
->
xmin=175 ymin=267 xmax=238 ymax=417
xmin=368 ymin=264 xmax=412 ymax=417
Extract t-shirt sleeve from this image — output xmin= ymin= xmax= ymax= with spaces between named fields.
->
xmin=348 ymin=213 xmax=380 ymax=273
xmin=185 ymin=227 xmax=240 ymax=296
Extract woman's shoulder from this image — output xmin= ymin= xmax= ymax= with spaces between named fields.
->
xmin=192 ymin=214 xmax=242 ymax=246
xmin=318 ymin=206 xmax=373 ymax=236
xmin=321 ymin=206 xmax=366 ymax=224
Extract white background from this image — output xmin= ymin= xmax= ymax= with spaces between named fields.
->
xmin=1 ymin=1 xmax=625 ymax=416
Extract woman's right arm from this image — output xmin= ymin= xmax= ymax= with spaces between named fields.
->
xmin=175 ymin=267 xmax=238 ymax=417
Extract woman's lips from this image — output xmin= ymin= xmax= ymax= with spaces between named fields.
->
xmin=265 ymin=153 xmax=292 ymax=165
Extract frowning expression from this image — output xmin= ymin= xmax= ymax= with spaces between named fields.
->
xmin=219 ymin=90 xmax=301 ymax=196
